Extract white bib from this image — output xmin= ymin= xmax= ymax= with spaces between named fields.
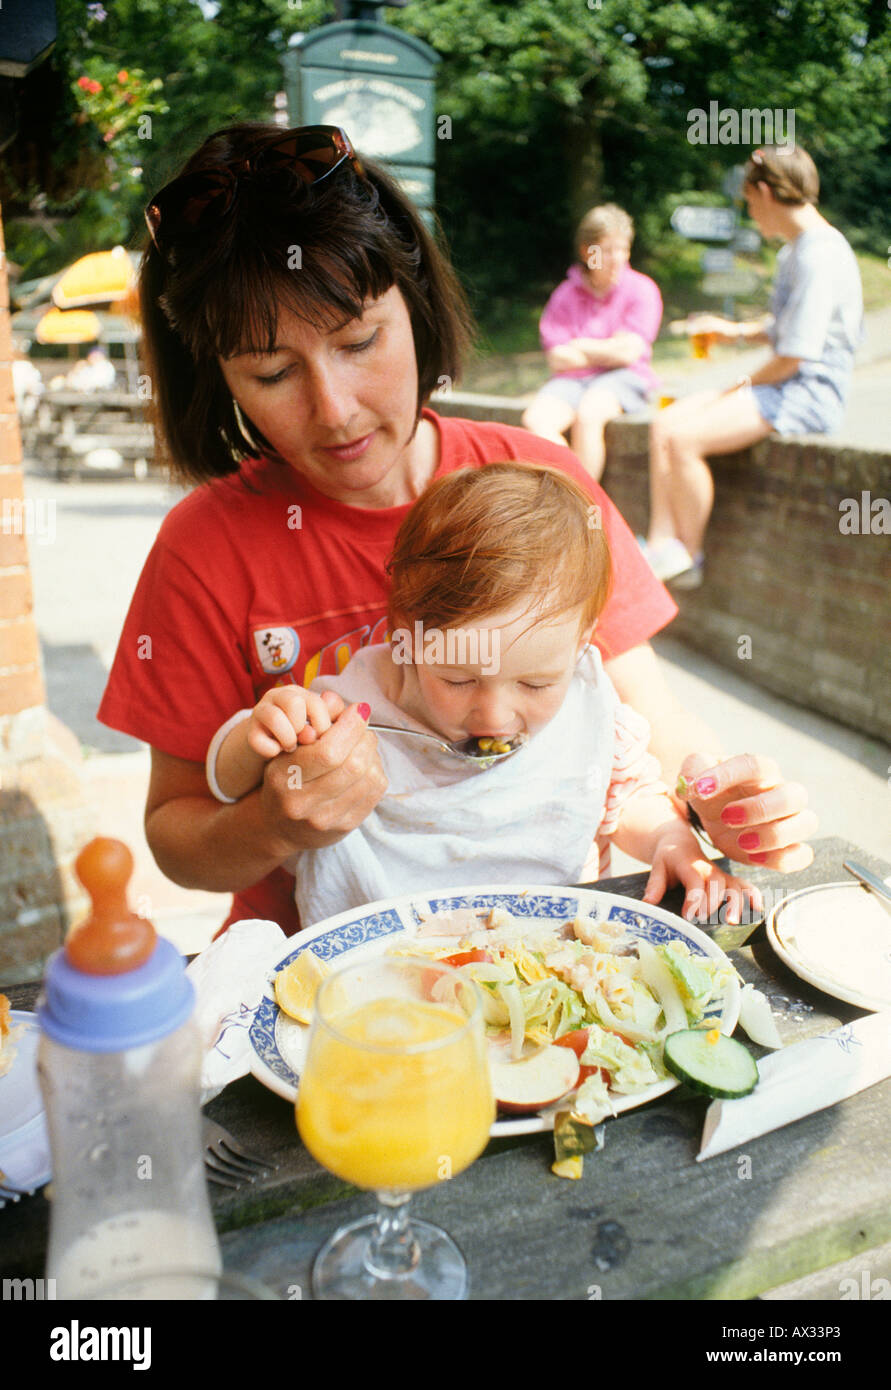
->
xmin=288 ymin=644 xmax=620 ymax=928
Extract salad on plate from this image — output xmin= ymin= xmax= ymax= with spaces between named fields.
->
xmin=397 ymin=904 xmax=742 ymax=1176
xmin=267 ymin=894 xmax=757 ymax=1179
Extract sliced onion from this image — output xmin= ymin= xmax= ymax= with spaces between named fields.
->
xmin=635 ymin=940 xmax=688 ymax=1038
xmin=498 ymin=982 xmax=527 ymax=1060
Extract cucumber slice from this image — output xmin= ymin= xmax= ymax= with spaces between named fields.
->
xmin=663 ymin=1029 xmax=758 ymax=1099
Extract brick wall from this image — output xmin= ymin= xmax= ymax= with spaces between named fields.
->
xmin=434 ymin=392 xmax=891 ymax=745
xmin=1 ymin=206 xmax=91 ymax=984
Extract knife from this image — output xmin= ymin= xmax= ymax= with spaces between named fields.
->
xmin=843 ymin=859 xmax=891 ymax=912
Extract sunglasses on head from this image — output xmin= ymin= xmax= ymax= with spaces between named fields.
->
xmin=144 ymin=125 xmax=364 ymax=257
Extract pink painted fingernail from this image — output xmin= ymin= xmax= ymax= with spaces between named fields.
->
xmin=695 ymin=776 xmax=718 ymax=796
xmin=721 ymin=805 xmax=746 ymax=826
xmin=738 ymin=831 xmax=761 ymax=850
xmin=748 ymin=852 xmax=768 ymax=863
xmin=357 ymin=703 xmax=371 ymax=721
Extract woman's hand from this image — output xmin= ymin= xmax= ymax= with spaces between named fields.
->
xmin=643 ymin=821 xmax=763 ymax=923
xmin=260 ymin=692 xmax=388 ymax=852
xmin=677 ymin=752 xmax=818 ymax=872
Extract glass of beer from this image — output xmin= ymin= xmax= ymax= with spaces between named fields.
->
xmin=296 ymin=956 xmax=493 ymax=1300
xmin=691 ymin=331 xmax=718 ymax=359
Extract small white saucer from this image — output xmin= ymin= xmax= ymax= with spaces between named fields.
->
xmin=767 ymin=881 xmax=891 ymax=1011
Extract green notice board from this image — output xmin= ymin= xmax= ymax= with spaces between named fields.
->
xmin=283 ymin=20 xmax=439 ymax=218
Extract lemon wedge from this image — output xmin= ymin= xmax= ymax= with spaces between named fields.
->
xmin=274 ymin=949 xmax=330 ymax=1023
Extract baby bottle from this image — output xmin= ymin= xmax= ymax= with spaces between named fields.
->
xmin=38 ymin=837 xmax=220 ymax=1299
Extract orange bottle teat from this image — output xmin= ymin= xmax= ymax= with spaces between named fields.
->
xmin=65 ymin=838 xmax=157 ymax=976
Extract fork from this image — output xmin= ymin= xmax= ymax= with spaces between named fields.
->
xmin=202 ymin=1117 xmax=276 ymax=1189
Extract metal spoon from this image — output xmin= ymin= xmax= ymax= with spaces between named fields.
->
xmin=367 ymin=723 xmax=527 ymax=766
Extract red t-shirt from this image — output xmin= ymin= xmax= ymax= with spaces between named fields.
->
xmin=98 ymin=410 xmax=676 ymax=933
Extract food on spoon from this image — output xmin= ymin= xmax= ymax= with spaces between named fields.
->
xmin=489 ymin=1042 xmax=580 ymax=1113
xmin=468 ymin=734 xmax=527 ymax=757
xmin=663 ymin=1027 xmax=758 ymax=1098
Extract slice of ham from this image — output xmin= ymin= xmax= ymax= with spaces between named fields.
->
xmin=416 ymin=909 xmax=489 ymax=937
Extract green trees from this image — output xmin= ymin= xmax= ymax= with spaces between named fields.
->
xmin=2 ymin=0 xmax=308 ymax=278
xmin=392 ymin=0 xmax=890 ymax=340
xmin=4 ymin=0 xmax=888 ymax=342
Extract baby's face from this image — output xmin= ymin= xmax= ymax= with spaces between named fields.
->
xmin=410 ymin=602 xmax=591 ymax=744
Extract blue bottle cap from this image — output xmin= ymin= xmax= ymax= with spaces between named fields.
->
xmin=38 ymin=936 xmax=195 ymax=1053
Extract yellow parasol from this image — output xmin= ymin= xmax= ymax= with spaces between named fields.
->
xmin=51 ymin=246 xmax=137 ymax=310
xmin=35 ymin=308 xmax=103 ymax=344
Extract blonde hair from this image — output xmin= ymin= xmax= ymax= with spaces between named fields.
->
xmin=744 ymin=145 xmax=819 ymax=205
xmin=387 ymin=462 xmax=612 ymax=639
xmin=575 ymin=204 xmax=634 ymax=261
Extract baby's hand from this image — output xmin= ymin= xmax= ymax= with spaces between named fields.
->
xmin=247 ymin=687 xmax=334 ymax=760
xmin=643 ymin=823 xmax=762 ymax=925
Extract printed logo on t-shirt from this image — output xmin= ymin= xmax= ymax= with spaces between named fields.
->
xmin=253 ymin=625 xmax=299 ymax=674
xmin=301 ymin=616 xmax=389 ymax=686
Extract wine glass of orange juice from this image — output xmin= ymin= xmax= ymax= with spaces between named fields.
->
xmin=296 ymin=955 xmax=493 ymax=1300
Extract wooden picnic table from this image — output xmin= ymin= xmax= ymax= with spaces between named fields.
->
xmin=2 ymin=836 xmax=888 ymax=1305
xmin=23 ymin=389 xmax=154 ymax=479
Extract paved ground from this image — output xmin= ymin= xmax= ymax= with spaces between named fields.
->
xmin=18 ymin=449 xmax=890 ymax=953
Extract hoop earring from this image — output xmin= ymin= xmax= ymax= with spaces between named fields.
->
xmin=232 ymin=398 xmax=259 ymax=453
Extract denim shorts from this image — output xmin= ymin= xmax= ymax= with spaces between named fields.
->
xmin=537 ymin=367 xmax=651 ymax=414
xmin=752 ymin=375 xmax=846 ymax=435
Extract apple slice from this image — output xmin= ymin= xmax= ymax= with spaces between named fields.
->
xmin=490 ymin=1042 xmax=580 ymax=1114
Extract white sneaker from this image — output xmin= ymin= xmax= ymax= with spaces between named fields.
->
xmin=669 ymin=554 xmax=705 ymax=589
xmin=644 ymin=537 xmax=697 ymax=582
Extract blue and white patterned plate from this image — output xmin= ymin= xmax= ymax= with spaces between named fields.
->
xmin=248 ymin=884 xmax=740 ymax=1137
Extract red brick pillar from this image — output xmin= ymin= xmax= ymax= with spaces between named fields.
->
xmin=0 ymin=218 xmax=45 ymax=715
xmin=0 ymin=204 xmax=92 ymax=983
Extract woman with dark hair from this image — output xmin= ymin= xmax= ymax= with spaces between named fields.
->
xmin=642 ymin=144 xmax=863 ymax=586
xmin=99 ymin=124 xmax=817 ymax=937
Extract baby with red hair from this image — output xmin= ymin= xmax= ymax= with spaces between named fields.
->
xmin=206 ymin=463 xmax=756 ymax=926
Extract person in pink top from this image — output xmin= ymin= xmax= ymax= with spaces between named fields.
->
xmin=522 ymin=205 xmax=663 ymax=480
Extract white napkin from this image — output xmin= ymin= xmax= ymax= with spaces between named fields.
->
xmin=0 ymin=1116 xmax=50 ymax=1192
xmin=185 ymin=919 xmax=287 ymax=1104
xmin=698 ymin=1011 xmax=891 ymax=1160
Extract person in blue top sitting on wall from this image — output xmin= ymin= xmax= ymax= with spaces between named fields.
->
xmin=641 ymin=144 xmax=863 ymax=588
